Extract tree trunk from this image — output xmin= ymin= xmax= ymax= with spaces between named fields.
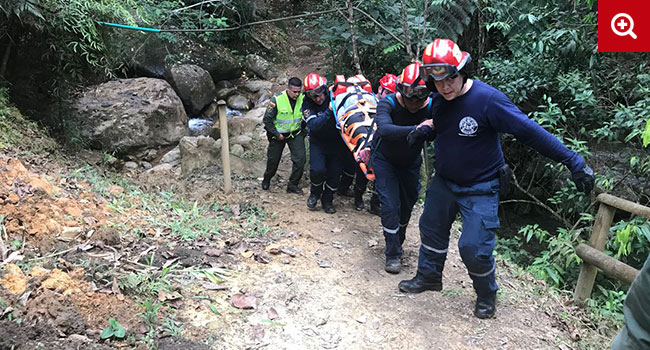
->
xmin=345 ymin=0 xmax=362 ymax=74
xmin=0 ymin=40 xmax=11 ymax=79
xmin=399 ymin=0 xmax=414 ymax=61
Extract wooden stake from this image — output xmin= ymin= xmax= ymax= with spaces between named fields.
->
xmin=218 ymin=100 xmax=232 ymax=194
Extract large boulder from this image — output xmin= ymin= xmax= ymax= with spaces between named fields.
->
xmin=227 ymin=94 xmax=252 ymax=110
xmin=166 ymin=64 xmax=216 ymax=116
xmin=130 ymin=36 xmax=242 ymax=82
xmin=245 ymin=54 xmax=279 ymax=80
xmin=72 ymin=78 xmax=189 ymax=154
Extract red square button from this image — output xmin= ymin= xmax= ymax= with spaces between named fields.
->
xmin=599 ymin=0 xmax=650 ymax=52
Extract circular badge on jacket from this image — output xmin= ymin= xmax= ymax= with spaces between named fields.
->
xmin=459 ymin=116 xmax=478 ymax=136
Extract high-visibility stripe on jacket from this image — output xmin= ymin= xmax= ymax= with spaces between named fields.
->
xmin=274 ymin=91 xmax=304 ymax=133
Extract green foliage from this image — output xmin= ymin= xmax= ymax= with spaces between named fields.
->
xmin=162 ymin=316 xmax=184 ymax=337
xmin=139 ymin=299 xmax=163 ymax=327
xmin=101 ymin=317 xmax=126 ymax=339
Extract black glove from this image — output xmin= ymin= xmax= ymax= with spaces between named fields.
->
xmin=571 ymin=164 xmax=595 ymax=195
xmin=407 ymin=125 xmax=434 ymax=147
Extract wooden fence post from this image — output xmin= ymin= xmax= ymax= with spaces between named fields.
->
xmin=573 ymin=202 xmax=616 ymax=303
xmin=217 ymin=100 xmax=232 ymax=194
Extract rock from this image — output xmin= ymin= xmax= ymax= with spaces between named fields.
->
xmin=243 ymin=80 xmax=273 ymax=93
xmin=254 ymin=90 xmax=272 ymax=106
xmin=229 ymin=155 xmax=264 ymax=176
xmin=215 ymin=80 xmax=234 ymax=89
xmin=166 ymin=64 xmax=216 ymax=116
xmin=245 ymin=54 xmax=279 ymax=80
xmin=147 ymin=163 xmax=175 ymax=173
xmin=295 ymin=45 xmax=312 ymax=57
xmin=216 ymin=87 xmax=237 ymax=100
xmin=138 ymin=149 xmax=158 ymax=162
xmin=212 ymin=116 xmax=261 ymax=139
xmin=227 ymin=94 xmax=252 ymax=110
xmin=179 ymin=136 xmax=221 ymax=176
xmin=244 ymin=107 xmax=265 ymax=122
xmin=232 ymin=135 xmax=252 ymax=146
xmin=160 ymin=147 xmax=181 ymax=164
xmin=230 ymin=144 xmax=245 ymax=157
xmin=140 ymin=161 xmax=152 ymax=170
xmin=71 ymin=78 xmax=189 ymax=154
xmin=124 ymin=161 xmax=138 ymax=169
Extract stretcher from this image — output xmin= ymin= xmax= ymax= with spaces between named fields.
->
xmin=330 ymin=75 xmax=378 ymax=180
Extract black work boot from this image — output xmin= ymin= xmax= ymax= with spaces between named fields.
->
xmin=261 ymin=178 xmax=270 ymax=190
xmin=354 ymin=191 xmax=364 ymax=211
xmin=368 ymin=197 xmax=380 ymax=216
xmin=385 ymin=257 xmax=401 ymax=274
xmin=286 ymin=185 xmax=304 ymax=195
xmin=307 ymin=193 xmax=319 ymax=210
xmin=474 ymin=296 xmax=496 ymax=319
xmin=398 ymin=273 xmax=442 ymax=293
xmin=337 ymin=187 xmax=354 ymax=197
xmin=322 ymin=201 xmax=336 ymax=214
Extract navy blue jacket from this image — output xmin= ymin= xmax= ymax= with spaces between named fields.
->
xmin=302 ymin=95 xmax=346 ymax=152
xmin=375 ymin=94 xmax=432 ymax=166
xmin=432 ymin=80 xmax=585 ymax=186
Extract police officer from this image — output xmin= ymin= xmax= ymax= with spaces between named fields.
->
xmin=303 ymin=73 xmax=346 ymax=214
xmin=374 ymin=63 xmax=435 ymax=274
xmin=399 ymin=38 xmax=595 ymax=319
xmin=261 ymin=77 xmax=306 ymax=194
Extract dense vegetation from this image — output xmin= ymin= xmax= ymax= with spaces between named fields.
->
xmin=2 ymin=0 xmax=650 ymax=328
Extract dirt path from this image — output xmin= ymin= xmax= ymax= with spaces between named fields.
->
xmin=184 ymin=166 xmax=594 ymax=350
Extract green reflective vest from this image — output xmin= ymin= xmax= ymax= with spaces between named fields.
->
xmin=274 ymin=91 xmax=304 ymax=133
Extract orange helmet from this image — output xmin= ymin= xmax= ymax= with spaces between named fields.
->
xmin=397 ymin=63 xmax=429 ymax=100
xmin=378 ymin=74 xmax=397 ymax=93
xmin=303 ymin=73 xmax=327 ymax=98
xmin=421 ymin=38 xmax=471 ymax=82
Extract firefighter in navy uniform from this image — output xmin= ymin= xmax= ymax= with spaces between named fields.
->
xmin=399 ymin=38 xmax=595 ymax=320
xmin=261 ymin=77 xmax=306 ymax=194
xmin=302 ymin=73 xmax=346 ymax=214
xmin=374 ymin=63 xmax=435 ymax=274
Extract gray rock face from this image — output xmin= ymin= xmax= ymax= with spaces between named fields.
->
xmin=167 ymin=64 xmax=216 ymax=116
xmin=72 ymin=78 xmax=189 ymax=154
xmin=179 ymin=136 xmax=222 ymax=176
xmin=245 ymin=54 xmax=279 ymax=80
xmin=227 ymin=94 xmax=252 ymax=110
xmin=243 ymin=80 xmax=273 ymax=93
xmin=233 ymin=135 xmax=253 ymax=146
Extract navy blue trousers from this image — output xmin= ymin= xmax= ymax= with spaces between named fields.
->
xmin=417 ymin=174 xmax=500 ymax=301
xmin=309 ymin=140 xmax=344 ymax=204
xmin=373 ymin=151 xmax=421 ymax=259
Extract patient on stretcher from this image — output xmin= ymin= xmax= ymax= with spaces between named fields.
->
xmin=331 ymin=75 xmax=377 ymax=167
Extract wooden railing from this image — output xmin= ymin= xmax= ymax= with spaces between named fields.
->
xmin=573 ymin=193 xmax=650 ymax=303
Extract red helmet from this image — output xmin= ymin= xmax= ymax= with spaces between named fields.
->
xmin=421 ymin=38 xmax=471 ymax=82
xmin=303 ymin=73 xmax=328 ymax=98
xmin=397 ymin=63 xmax=429 ymax=100
xmin=378 ymin=74 xmax=397 ymax=93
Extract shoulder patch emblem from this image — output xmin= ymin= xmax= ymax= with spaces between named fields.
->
xmin=302 ymin=109 xmax=311 ymax=117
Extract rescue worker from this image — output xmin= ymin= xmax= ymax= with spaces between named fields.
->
xmin=377 ymin=73 xmax=398 ymax=99
xmin=303 ymin=73 xmax=346 ymax=214
xmin=261 ymin=77 xmax=306 ymax=194
xmin=399 ymin=38 xmax=595 ymax=319
xmin=374 ymin=63 xmax=435 ymax=274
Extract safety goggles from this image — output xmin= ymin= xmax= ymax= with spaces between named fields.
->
xmin=306 ymin=85 xmax=327 ymax=99
xmin=397 ymin=83 xmax=430 ymax=100
xmin=420 ymin=63 xmax=459 ymax=82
